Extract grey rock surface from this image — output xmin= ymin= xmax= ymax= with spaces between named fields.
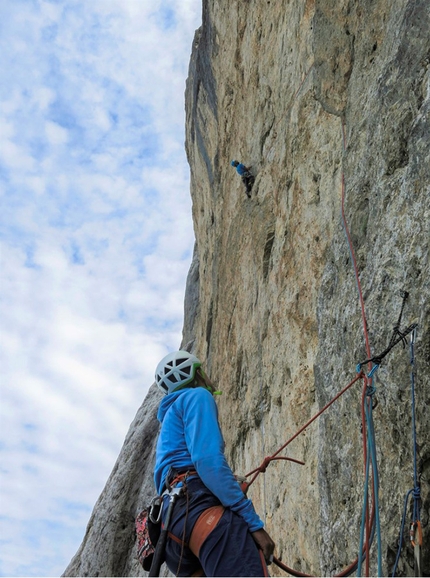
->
xmin=64 ymin=0 xmax=429 ymax=576
xmin=63 ymin=384 xmax=162 ymax=577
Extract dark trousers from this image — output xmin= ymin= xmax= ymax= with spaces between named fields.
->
xmin=242 ymin=174 xmax=254 ymax=194
xmin=163 ymin=479 xmax=268 ymax=577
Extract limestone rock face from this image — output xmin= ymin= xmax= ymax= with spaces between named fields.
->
xmin=64 ymin=0 xmax=429 ymax=576
xmin=63 ymin=385 xmax=163 ymax=577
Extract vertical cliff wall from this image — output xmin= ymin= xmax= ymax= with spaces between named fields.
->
xmin=64 ymin=0 xmax=429 ymax=576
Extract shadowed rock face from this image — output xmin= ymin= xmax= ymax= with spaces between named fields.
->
xmin=64 ymin=1 xmax=429 ymax=576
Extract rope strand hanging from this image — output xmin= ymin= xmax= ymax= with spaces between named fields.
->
xmin=241 ymin=117 xmax=421 ymax=577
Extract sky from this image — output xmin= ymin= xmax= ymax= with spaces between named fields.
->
xmin=0 ymin=1 xmax=202 ymax=575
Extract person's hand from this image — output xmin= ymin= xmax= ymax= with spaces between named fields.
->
xmin=251 ymin=528 xmax=275 ymax=564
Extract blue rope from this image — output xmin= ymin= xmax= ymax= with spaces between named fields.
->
xmin=367 ymin=364 xmax=379 ymax=379
xmin=392 ymin=489 xmax=414 ymax=576
xmin=366 ymin=399 xmax=383 ymax=576
xmin=357 ymin=376 xmax=383 ymax=577
xmin=357 ymin=429 xmax=371 ymax=578
xmin=410 ymin=327 xmax=420 ymax=517
xmin=391 ymin=326 xmax=421 ymax=577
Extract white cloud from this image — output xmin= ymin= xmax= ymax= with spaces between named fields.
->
xmin=0 ymin=0 xmax=202 ymax=575
xmin=45 ymin=120 xmax=69 ymax=145
xmin=33 ymin=86 xmax=56 ymax=112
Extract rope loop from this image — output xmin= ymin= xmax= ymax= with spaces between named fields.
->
xmin=413 ymin=486 xmax=421 ymax=501
xmin=367 ymin=364 xmax=379 ymax=379
xmin=259 ymin=456 xmax=272 ymax=473
xmin=366 ymin=384 xmax=377 ymax=397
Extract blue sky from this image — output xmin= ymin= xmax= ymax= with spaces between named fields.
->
xmin=0 ymin=1 xmax=201 ymax=575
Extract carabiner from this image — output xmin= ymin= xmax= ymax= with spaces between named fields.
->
xmin=149 ymin=496 xmax=163 ymax=524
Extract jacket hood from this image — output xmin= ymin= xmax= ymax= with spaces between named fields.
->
xmin=157 ymin=388 xmax=189 ymax=423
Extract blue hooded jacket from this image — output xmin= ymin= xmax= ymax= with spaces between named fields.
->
xmin=235 ymin=162 xmax=249 ymax=176
xmin=154 ymin=386 xmax=264 ymax=532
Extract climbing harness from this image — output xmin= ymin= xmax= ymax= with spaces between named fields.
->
xmin=188 ymin=505 xmax=225 ymax=557
xmin=141 ymin=468 xmax=230 ymax=576
xmin=165 ymin=468 xmax=198 ymax=491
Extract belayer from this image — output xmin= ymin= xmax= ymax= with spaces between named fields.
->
xmin=152 ymin=350 xmax=275 ymax=576
xmin=231 ymin=159 xmax=255 ymax=198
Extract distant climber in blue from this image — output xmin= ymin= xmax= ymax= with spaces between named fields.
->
xmin=153 ymin=350 xmax=275 ymax=576
xmin=231 ymin=159 xmax=255 ymax=198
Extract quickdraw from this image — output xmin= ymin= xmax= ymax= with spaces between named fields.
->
xmin=410 ymin=520 xmax=423 ymax=549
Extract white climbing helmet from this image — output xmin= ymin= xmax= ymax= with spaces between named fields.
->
xmin=155 ymin=350 xmax=202 ymax=395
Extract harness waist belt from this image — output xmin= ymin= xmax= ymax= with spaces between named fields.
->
xmin=169 ymin=470 xmax=198 ymax=488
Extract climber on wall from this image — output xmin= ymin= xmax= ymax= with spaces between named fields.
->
xmin=153 ymin=350 xmax=275 ymax=577
xmin=231 ymin=159 xmax=255 ymax=198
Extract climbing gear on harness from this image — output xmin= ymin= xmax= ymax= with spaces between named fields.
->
xmin=136 ymin=509 xmax=158 ymax=571
xmin=155 ymin=350 xmax=202 ymax=395
xmin=149 ymin=496 xmax=163 ymax=523
xmin=136 ymin=471 xmax=196 ymax=573
xmin=135 ymin=496 xmax=163 ymax=571
xmin=149 ymin=486 xmax=184 ymax=577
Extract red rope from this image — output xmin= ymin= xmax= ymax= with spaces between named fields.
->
xmin=340 ymin=120 xmax=372 ymax=362
xmin=341 ymin=120 xmax=375 ymax=577
xmin=271 ymin=493 xmax=377 ymax=578
xmin=245 ymin=372 xmax=364 ymax=490
xmin=242 ymin=119 xmax=378 ymax=576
